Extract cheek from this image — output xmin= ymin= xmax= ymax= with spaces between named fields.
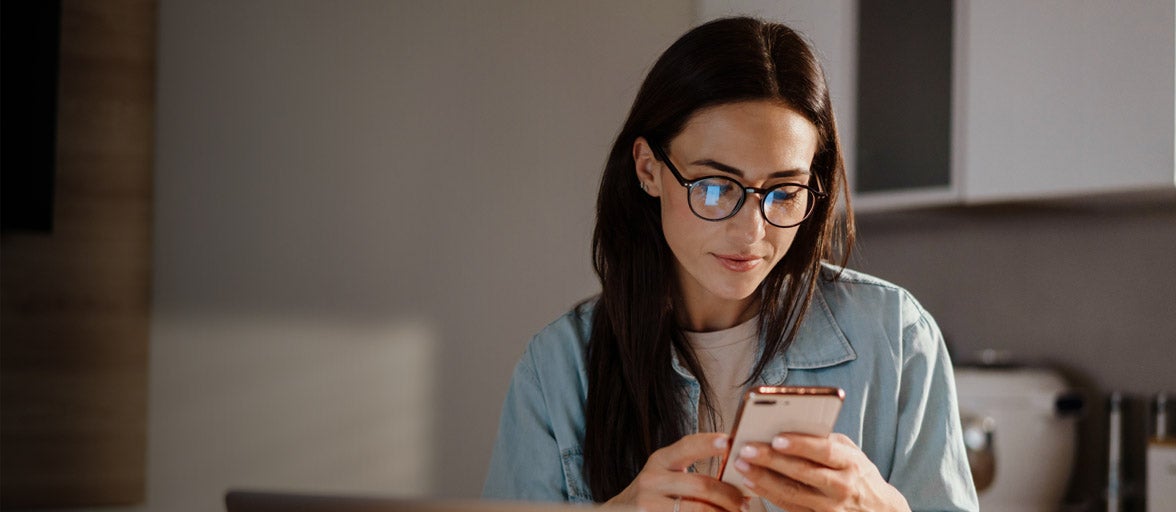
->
xmin=660 ymin=197 xmax=709 ymax=254
xmin=661 ymin=196 xmax=695 ymax=228
xmin=769 ymin=229 xmax=800 ymax=262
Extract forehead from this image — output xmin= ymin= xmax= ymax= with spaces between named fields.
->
xmin=671 ymin=101 xmax=820 ymax=171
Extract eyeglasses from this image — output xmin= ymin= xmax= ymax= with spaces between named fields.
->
xmin=649 ymin=144 xmax=827 ymax=228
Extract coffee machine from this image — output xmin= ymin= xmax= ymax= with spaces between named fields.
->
xmin=955 ymin=365 xmax=1083 ymax=511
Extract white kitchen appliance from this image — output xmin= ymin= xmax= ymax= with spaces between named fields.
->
xmin=954 ymin=365 xmax=1082 ymax=511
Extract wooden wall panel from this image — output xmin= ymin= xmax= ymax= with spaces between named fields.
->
xmin=1 ymin=0 xmax=156 ymax=507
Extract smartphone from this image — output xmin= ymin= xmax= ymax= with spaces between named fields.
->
xmin=717 ymin=386 xmax=845 ymax=496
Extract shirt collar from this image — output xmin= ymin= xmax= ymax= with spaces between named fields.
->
xmin=761 ymin=284 xmax=857 ymax=384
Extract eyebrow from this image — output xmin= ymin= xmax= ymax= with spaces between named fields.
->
xmin=689 ymin=158 xmax=811 ymax=179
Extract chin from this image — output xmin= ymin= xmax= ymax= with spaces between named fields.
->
xmin=709 ymin=279 xmax=763 ymax=303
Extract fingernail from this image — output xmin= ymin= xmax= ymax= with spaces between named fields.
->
xmin=741 ymin=500 xmax=750 ymax=512
xmin=713 ymin=436 xmax=728 ymax=449
xmin=742 ymin=478 xmax=756 ymax=489
xmin=735 ymin=458 xmax=750 ymax=472
xmin=772 ymin=436 xmax=790 ymax=450
xmin=740 ymin=445 xmax=757 ymax=458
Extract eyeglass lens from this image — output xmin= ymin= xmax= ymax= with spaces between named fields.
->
xmin=688 ymin=177 xmax=814 ymax=227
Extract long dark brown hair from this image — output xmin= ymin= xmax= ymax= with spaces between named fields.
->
xmin=583 ymin=17 xmax=855 ymax=501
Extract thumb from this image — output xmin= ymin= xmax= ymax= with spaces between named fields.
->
xmin=653 ymin=432 xmax=730 ymax=471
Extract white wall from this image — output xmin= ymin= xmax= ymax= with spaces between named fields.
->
xmin=147 ymin=2 xmax=693 ymax=511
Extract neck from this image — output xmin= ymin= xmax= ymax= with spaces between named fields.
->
xmin=678 ymin=293 xmax=759 ymax=332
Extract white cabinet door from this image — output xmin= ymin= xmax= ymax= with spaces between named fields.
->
xmin=956 ymin=0 xmax=1175 ymax=203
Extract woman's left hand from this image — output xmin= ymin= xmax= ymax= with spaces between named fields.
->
xmin=731 ymin=433 xmax=911 ymax=512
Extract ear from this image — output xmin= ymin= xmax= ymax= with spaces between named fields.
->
xmin=632 ymin=137 xmax=664 ymax=197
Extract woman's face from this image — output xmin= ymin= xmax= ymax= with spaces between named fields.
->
xmin=634 ymin=101 xmax=820 ymax=328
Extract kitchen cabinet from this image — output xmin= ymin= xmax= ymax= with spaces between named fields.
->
xmin=956 ymin=0 xmax=1174 ymax=205
xmin=698 ymin=0 xmax=1176 ymax=211
xmin=855 ymin=0 xmax=954 ymax=208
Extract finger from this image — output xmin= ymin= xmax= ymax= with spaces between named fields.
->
xmin=734 ymin=442 xmax=851 ymax=499
xmin=770 ymin=433 xmax=854 ymax=469
xmin=732 ymin=456 xmax=829 ymax=512
xmin=650 ymin=433 xmax=730 ymax=471
xmin=655 ymin=473 xmax=745 ymax=512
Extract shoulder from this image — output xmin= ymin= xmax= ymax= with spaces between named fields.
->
xmin=515 ymin=299 xmax=596 ymax=387
xmin=526 ymin=299 xmax=595 ymax=357
xmin=811 ymin=263 xmax=944 ymax=364
xmin=816 ymin=263 xmax=932 ymax=331
xmin=817 ymin=262 xmax=912 ymax=299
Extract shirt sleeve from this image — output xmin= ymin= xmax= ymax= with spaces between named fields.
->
xmin=482 ymin=344 xmax=569 ymax=502
xmin=887 ymin=299 xmax=980 ymax=512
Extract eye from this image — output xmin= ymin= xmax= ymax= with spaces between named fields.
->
xmin=764 ymin=185 xmax=812 ymax=214
xmin=696 ymin=178 xmax=739 ymax=206
xmin=766 ymin=186 xmax=801 ymax=204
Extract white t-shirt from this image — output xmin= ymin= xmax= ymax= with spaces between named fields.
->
xmin=686 ymin=317 xmax=757 ymax=468
xmin=685 ymin=315 xmax=761 ymax=439
xmin=684 ymin=316 xmax=769 ymax=512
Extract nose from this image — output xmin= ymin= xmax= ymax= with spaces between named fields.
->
xmin=727 ymin=192 xmax=767 ymax=244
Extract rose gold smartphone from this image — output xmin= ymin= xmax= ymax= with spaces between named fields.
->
xmin=717 ymin=386 xmax=845 ymax=496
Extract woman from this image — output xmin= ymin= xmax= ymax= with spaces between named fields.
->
xmin=483 ymin=17 xmax=977 ymax=512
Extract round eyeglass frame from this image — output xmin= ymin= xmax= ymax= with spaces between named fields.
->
xmin=649 ymin=143 xmax=827 ymax=228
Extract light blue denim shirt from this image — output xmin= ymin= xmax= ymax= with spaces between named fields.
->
xmin=483 ymin=265 xmax=979 ymax=512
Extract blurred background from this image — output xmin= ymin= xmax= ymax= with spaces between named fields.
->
xmin=2 ymin=1 xmax=1173 ymax=512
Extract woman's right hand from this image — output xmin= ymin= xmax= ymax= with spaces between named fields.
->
xmin=605 ymin=433 xmax=747 ymax=512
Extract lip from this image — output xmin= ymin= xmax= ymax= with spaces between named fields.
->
xmin=713 ymin=253 xmax=763 ymax=272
